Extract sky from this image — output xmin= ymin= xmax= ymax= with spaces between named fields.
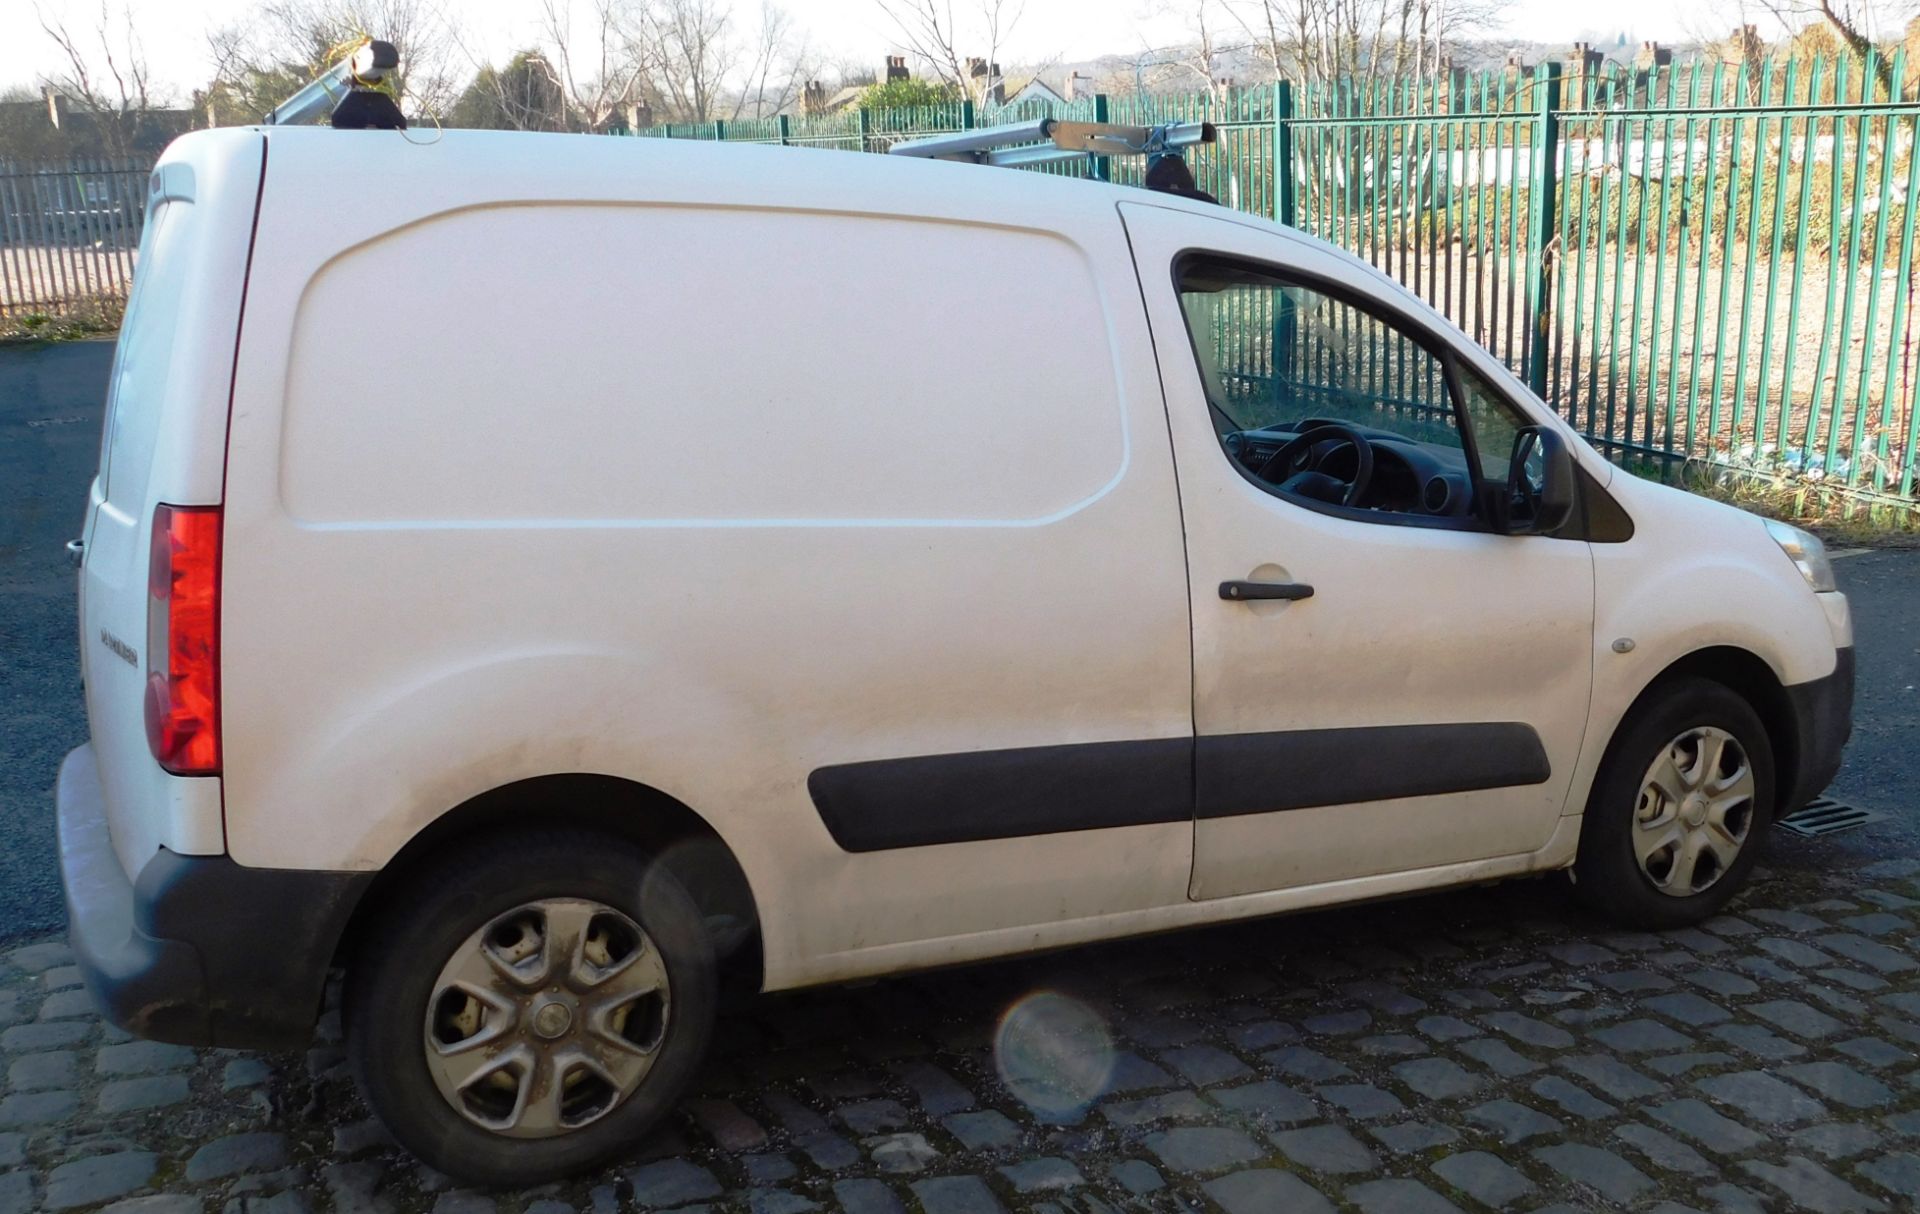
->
xmin=0 ymin=0 xmax=1778 ymax=99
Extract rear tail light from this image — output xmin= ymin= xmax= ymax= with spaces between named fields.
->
xmin=144 ymin=504 xmax=221 ymax=775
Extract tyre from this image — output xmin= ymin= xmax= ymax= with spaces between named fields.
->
xmin=346 ymin=830 xmax=716 ymax=1186
xmin=1573 ymin=676 xmax=1776 ymax=929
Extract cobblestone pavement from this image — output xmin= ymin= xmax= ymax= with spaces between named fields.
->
xmin=4 ymin=853 xmax=1920 ymax=1214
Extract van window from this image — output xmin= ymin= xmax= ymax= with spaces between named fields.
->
xmin=1455 ymin=360 xmax=1537 ymax=483
xmin=1176 ymin=257 xmax=1537 ymax=525
xmin=1179 ymin=264 xmax=1458 ymax=450
xmin=99 ymin=198 xmax=189 ymax=502
xmin=279 ymin=205 xmax=1128 ymax=526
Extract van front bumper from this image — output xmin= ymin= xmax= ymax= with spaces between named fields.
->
xmin=1781 ymin=646 xmax=1854 ymax=814
xmin=57 ymin=743 xmax=373 ymax=1050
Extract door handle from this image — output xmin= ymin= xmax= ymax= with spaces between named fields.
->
xmin=1220 ymin=579 xmax=1314 ymax=602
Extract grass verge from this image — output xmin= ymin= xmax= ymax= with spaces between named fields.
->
xmin=0 ymin=298 xmax=125 ymax=346
xmin=1650 ymin=460 xmax=1920 ymax=548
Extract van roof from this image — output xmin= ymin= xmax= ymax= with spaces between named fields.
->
xmin=186 ymin=124 xmax=1382 ymax=313
xmin=238 ymin=124 xmax=1253 ymax=227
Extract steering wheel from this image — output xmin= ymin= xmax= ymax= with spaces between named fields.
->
xmin=1254 ymin=423 xmax=1376 ymax=508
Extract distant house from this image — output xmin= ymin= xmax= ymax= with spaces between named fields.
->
xmin=789 ymin=57 xmax=1075 ymax=121
xmin=796 ymin=79 xmax=876 ymax=117
xmin=0 ymin=87 xmax=202 ymax=161
xmin=1001 ymin=77 xmax=1066 ymax=108
xmin=818 ymin=85 xmax=868 ymax=115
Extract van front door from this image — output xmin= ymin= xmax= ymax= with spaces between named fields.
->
xmin=1121 ymin=201 xmax=1595 ymax=900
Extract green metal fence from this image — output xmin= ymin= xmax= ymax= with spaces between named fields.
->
xmin=626 ymin=57 xmax=1920 ymax=508
xmin=0 ymin=158 xmax=149 ymax=324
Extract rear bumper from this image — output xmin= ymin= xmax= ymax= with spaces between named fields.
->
xmin=1780 ymin=646 xmax=1854 ymax=813
xmin=57 ymin=743 xmax=373 ymax=1049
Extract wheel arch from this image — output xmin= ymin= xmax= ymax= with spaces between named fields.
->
xmin=332 ymin=773 xmax=764 ymax=997
xmin=1616 ymin=646 xmax=1798 ymax=809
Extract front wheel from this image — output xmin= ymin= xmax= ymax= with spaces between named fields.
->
xmin=1573 ymin=676 xmax=1776 ymax=929
xmin=346 ymin=830 xmax=717 ymax=1185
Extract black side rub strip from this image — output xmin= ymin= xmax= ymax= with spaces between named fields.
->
xmin=1195 ymin=722 xmax=1549 ymax=819
xmin=809 ymin=738 xmax=1192 ymax=853
xmin=809 ymin=722 xmax=1549 ymax=852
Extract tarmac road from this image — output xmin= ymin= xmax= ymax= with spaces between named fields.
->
xmin=1 ymin=340 xmax=108 ymax=941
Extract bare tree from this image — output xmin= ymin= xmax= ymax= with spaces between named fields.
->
xmin=37 ymin=0 xmax=159 ymax=158
xmin=728 ymin=3 xmax=815 ymax=120
xmin=1842 ymin=0 xmax=1897 ymax=48
xmin=205 ymin=0 xmax=458 ymax=123
xmin=517 ymin=0 xmax=650 ymax=130
xmin=1702 ymin=0 xmax=1910 ymax=95
xmin=443 ymin=0 xmax=809 ymax=133
xmin=445 ymin=50 xmax=575 ymax=130
xmin=1163 ymin=0 xmax=1226 ymax=90
xmin=830 ymin=57 xmax=880 ymax=88
xmin=1762 ymin=0 xmax=1887 ymax=56
xmin=871 ymin=0 xmax=1027 ymax=103
xmin=638 ymin=0 xmax=738 ymax=123
xmin=1222 ymin=0 xmax=1505 ymax=90
xmin=1108 ymin=45 xmax=1197 ymax=95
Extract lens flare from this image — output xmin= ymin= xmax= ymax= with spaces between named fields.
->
xmin=993 ymin=991 xmax=1116 ymax=1119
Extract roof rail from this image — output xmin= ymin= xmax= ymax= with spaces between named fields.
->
xmin=887 ymin=118 xmax=1216 ymax=170
xmin=264 ymin=39 xmax=405 ymax=130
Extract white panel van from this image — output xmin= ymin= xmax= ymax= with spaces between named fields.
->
xmin=57 ymin=125 xmax=1852 ymax=1184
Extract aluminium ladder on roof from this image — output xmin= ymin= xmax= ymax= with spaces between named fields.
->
xmin=886 ymin=118 xmax=1217 ymax=170
xmin=264 ymin=39 xmax=400 ymax=126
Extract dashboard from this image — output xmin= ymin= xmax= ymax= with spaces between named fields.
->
xmin=1222 ymin=424 xmax=1476 ymax=519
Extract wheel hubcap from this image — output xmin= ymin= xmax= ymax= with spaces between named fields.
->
xmin=530 ymin=998 xmax=574 ymax=1040
xmin=422 ymin=898 xmax=670 ymax=1138
xmin=1680 ymin=792 xmax=1709 ymax=828
xmin=1632 ymin=726 xmax=1755 ymax=897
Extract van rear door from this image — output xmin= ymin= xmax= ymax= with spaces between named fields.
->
xmin=79 ymin=131 xmax=264 ymax=879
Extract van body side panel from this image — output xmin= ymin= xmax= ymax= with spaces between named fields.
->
xmin=81 ymin=130 xmax=264 ymax=877
xmin=220 ymin=133 xmax=1196 ymax=991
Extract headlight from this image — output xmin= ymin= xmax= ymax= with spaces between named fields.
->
xmin=1764 ymin=519 xmax=1836 ymax=592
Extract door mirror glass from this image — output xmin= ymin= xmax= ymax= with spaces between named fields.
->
xmin=1480 ymin=425 xmax=1574 ymax=535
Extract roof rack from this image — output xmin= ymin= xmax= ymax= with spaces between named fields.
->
xmin=887 ymin=118 xmax=1217 ymax=170
xmin=264 ymin=38 xmax=406 ymax=130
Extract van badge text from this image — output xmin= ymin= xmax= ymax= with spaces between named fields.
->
xmin=99 ymin=629 xmax=138 ymax=668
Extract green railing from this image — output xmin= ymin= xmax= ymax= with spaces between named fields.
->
xmin=0 ymin=158 xmax=149 ymax=324
xmin=622 ymin=55 xmax=1920 ymax=508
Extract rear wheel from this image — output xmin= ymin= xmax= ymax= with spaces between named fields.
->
xmin=1574 ymin=677 xmax=1776 ymax=928
xmin=346 ymin=830 xmax=716 ymax=1185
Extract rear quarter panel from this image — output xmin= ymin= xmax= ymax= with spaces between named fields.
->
xmin=82 ymin=130 xmax=263 ymax=876
xmin=219 ymin=133 xmax=1195 ymax=990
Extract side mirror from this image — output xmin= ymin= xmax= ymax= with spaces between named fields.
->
xmin=1481 ymin=425 xmax=1575 ymax=535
